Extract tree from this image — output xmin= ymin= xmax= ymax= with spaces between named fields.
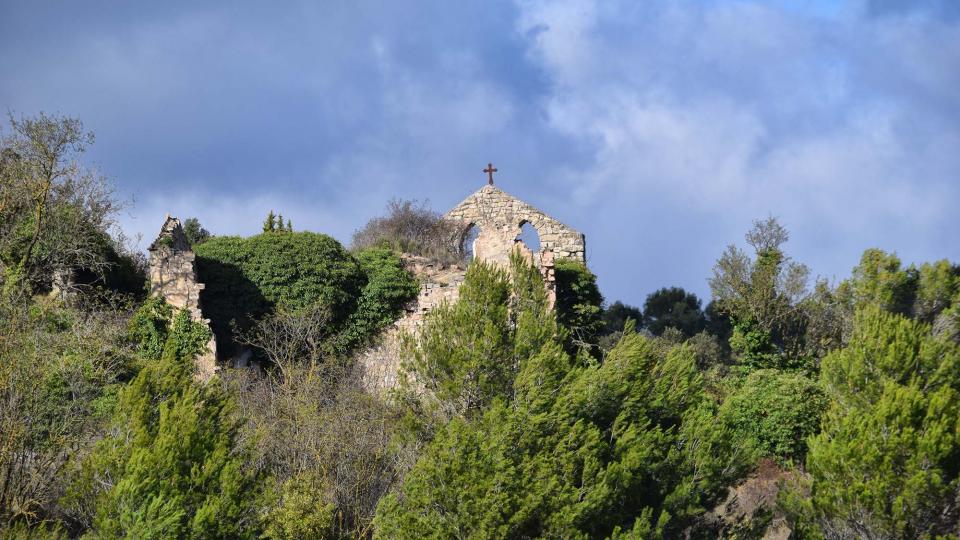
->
xmin=554 ymin=259 xmax=605 ymax=351
xmin=913 ymin=259 xmax=958 ymax=323
xmin=0 ymin=113 xmax=121 ymax=293
xmin=351 ymin=199 xmax=465 ymax=265
xmin=262 ymin=210 xmax=276 ymax=233
xmin=842 ymin=248 xmax=917 ymax=317
xmin=642 ymin=287 xmax=706 ymax=338
xmin=398 ymin=259 xmax=516 ymax=424
xmin=376 ymin=324 xmax=751 ymax=538
xmin=602 ymin=300 xmax=643 ymax=335
xmin=0 ymin=295 xmax=136 ymax=531
xmin=804 ymin=306 xmax=960 ymax=537
xmin=182 ymin=217 xmax=211 ymax=246
xmin=78 ymin=308 xmax=262 ymax=538
xmin=709 ymin=217 xmax=810 ymax=369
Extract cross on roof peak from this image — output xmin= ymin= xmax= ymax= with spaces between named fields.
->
xmin=483 ymin=162 xmax=498 ymax=185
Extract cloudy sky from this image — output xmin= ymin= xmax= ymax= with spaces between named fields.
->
xmin=1 ymin=0 xmax=957 ymax=305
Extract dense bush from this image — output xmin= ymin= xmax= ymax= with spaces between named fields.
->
xmin=128 ymin=295 xmax=173 ymax=360
xmin=73 ymin=308 xmax=262 ymax=538
xmin=340 ymin=247 xmax=420 ymax=349
xmin=194 ymin=231 xmax=366 ymax=346
xmin=802 ymin=307 xmax=960 ymax=538
xmin=719 ymin=368 xmax=826 ymax=462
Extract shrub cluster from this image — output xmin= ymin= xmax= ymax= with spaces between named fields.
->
xmin=195 ymin=232 xmax=417 ymax=356
xmin=350 ymin=199 xmax=466 ymax=265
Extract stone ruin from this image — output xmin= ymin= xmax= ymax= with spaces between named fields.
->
xmin=147 ymin=216 xmax=218 ymax=381
xmin=146 ymin=180 xmax=586 ymax=389
xmin=358 ymin=182 xmax=586 ymax=391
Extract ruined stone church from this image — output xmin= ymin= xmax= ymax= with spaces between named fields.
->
xmin=148 ymin=173 xmax=586 ymax=388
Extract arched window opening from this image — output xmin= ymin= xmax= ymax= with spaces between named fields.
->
xmin=517 ymin=221 xmax=541 ymax=252
xmin=462 ymin=224 xmax=481 ymax=262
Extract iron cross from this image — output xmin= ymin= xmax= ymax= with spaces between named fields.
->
xmin=484 ymin=162 xmax=498 ymax=185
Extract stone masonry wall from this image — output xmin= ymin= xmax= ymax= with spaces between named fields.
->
xmin=358 ymin=255 xmax=466 ymax=392
xmin=445 ymin=184 xmax=586 ymax=266
xmin=148 ymin=216 xmax=218 ymax=381
xmin=359 ymin=184 xmax=583 ymax=393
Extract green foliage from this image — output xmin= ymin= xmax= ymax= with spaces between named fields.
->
xmin=642 ymin=287 xmax=706 ymax=338
xmin=805 ymin=306 xmax=960 ymax=537
xmin=340 ymin=247 xmax=419 ymax=349
xmin=719 ymin=369 xmax=826 ymax=462
xmin=194 ymin=231 xmax=365 ymax=345
xmin=602 ymin=300 xmax=643 ymax=335
xmin=844 ymin=248 xmax=918 ymax=316
xmin=127 ymin=296 xmax=173 ymax=360
xmin=377 ymin=326 xmax=751 ymax=538
xmin=261 ymin=472 xmax=335 ymax=540
xmin=554 ymin=258 xmax=604 ymax=349
xmin=399 ymin=260 xmax=514 ymax=422
xmin=262 ymin=210 xmax=276 ymax=233
xmin=0 ymin=113 xmax=126 ymax=295
xmin=710 ymin=218 xmax=810 ymax=368
xmin=0 ymin=296 xmax=135 ymax=532
xmin=181 ymin=217 xmax=211 ymax=247
xmin=913 ymin=259 xmax=960 ymax=323
xmin=79 ymin=308 xmax=261 ymax=539
xmin=728 ymin=318 xmax=781 ymax=370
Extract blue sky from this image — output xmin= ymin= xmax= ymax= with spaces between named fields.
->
xmin=1 ymin=0 xmax=957 ymax=306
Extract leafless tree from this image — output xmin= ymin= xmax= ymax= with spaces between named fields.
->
xmin=0 ymin=296 xmax=135 ymax=529
xmin=222 ymin=359 xmax=403 ymax=539
xmin=351 ymin=199 xmax=466 ymax=265
xmin=235 ymin=304 xmax=335 ymax=381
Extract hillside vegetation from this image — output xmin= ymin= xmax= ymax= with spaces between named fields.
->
xmin=2 ymin=114 xmax=959 ymax=539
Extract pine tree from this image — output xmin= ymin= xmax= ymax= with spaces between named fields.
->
xmin=806 ymin=306 xmax=960 ymax=537
xmin=83 ymin=309 xmax=262 ymax=538
xmin=263 ymin=210 xmax=276 ymax=233
xmin=277 ymin=214 xmax=285 ymax=232
xmin=286 ymin=218 xmax=292 ymax=232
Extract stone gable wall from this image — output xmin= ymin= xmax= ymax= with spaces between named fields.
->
xmin=445 ymin=185 xmax=586 ymax=266
xmin=359 ymin=185 xmax=582 ymax=392
xmin=148 ymin=216 xmax=218 ymax=381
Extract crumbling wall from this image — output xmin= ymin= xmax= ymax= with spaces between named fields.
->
xmin=359 ymin=184 xmax=584 ymax=392
xmin=148 ymin=216 xmax=218 ymax=381
xmin=358 ymin=255 xmax=466 ymax=392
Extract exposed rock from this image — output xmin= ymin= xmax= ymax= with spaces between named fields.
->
xmin=699 ymin=459 xmax=803 ymax=539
